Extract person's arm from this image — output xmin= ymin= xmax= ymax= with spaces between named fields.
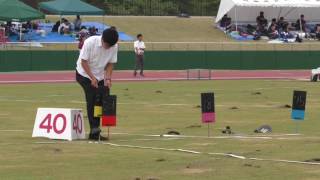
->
xmin=81 ymin=60 xmax=98 ymax=88
xmin=141 ymin=42 xmax=146 ymax=51
xmin=79 ymin=38 xmax=98 ymax=88
xmin=104 ymin=45 xmax=118 ymax=88
xmin=104 ymin=63 xmax=113 ymax=88
xmin=58 ymin=24 xmax=62 ymax=33
xmin=134 ymin=41 xmax=139 ymax=55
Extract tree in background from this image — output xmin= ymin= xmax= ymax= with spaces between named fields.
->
xmin=104 ymin=0 xmax=219 ymax=16
xmin=21 ymin=0 xmax=220 ymax=16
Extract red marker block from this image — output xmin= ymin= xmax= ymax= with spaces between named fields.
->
xmin=102 ymin=95 xmax=117 ymax=127
xmin=201 ymin=93 xmax=215 ymax=124
xmin=102 ymin=115 xmax=116 ymax=126
xmin=202 ymin=112 xmax=215 ymax=123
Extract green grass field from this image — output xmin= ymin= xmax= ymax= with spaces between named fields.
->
xmin=46 ymin=15 xmax=229 ymax=42
xmin=1 ymin=80 xmax=320 ymax=180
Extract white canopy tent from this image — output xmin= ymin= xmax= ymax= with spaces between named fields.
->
xmin=216 ymin=0 xmax=320 ymax=24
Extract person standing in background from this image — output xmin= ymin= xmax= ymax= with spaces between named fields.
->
xmin=74 ymin=15 xmax=82 ymax=31
xmin=134 ymin=34 xmax=146 ymax=77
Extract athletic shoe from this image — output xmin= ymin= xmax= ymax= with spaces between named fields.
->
xmin=88 ymin=133 xmax=109 ymax=141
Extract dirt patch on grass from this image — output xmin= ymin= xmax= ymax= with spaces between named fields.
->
xmin=278 ymin=104 xmax=292 ymax=108
xmin=186 ymin=124 xmax=201 ymax=128
xmin=32 ymin=146 xmax=63 ymax=154
xmin=230 ymin=106 xmax=239 ymax=110
xmin=252 ymin=92 xmax=262 ymax=95
xmin=187 ymin=143 xmax=214 ymax=146
xmin=305 ymin=158 xmax=320 ymax=163
xmin=243 ymin=163 xmax=261 ymax=168
xmin=155 ymin=158 xmax=166 ymax=162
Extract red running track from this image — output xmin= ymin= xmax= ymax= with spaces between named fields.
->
xmin=0 ymin=70 xmax=311 ymax=84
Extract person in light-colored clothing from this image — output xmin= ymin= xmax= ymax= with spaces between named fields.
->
xmin=76 ymin=28 xmax=119 ymax=141
xmin=58 ymin=19 xmax=71 ymax=35
xmin=134 ymin=34 xmax=145 ymax=77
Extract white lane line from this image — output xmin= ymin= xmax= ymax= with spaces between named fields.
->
xmin=106 ymin=132 xmax=308 ymax=140
xmin=33 ymin=141 xmax=320 ymax=166
xmin=103 ymin=143 xmax=320 ymax=165
xmin=118 ymin=138 xmax=183 ymax=142
xmin=69 ymin=100 xmax=85 ymax=104
xmin=0 ymin=130 xmax=25 ymax=132
xmin=69 ymin=101 xmax=293 ymax=108
xmin=0 ymin=76 xmax=309 ymax=84
xmin=0 ymin=130 xmax=304 ymax=140
xmin=249 ymin=158 xmax=320 ymax=166
xmin=105 ymin=133 xmax=272 ymax=140
xmin=0 ymin=99 xmax=48 ymax=103
xmin=69 ymin=101 xmax=191 ymax=106
xmin=0 ymin=80 xmax=74 ymax=83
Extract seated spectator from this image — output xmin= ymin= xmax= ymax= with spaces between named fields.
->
xmin=88 ymin=26 xmax=98 ymax=36
xmin=277 ymin=17 xmax=288 ymax=31
xmin=296 ymin=14 xmax=307 ymax=32
xmin=22 ymin=21 xmax=32 ymax=30
xmin=5 ymin=21 xmax=12 ymax=36
xmin=74 ymin=14 xmax=82 ymax=31
xmin=256 ymin=11 xmax=268 ymax=35
xmin=256 ymin=12 xmax=268 ymax=27
xmin=31 ymin=21 xmax=39 ymax=30
xmin=220 ymin=14 xmax=231 ymax=28
xmin=268 ymin=18 xmax=277 ymax=31
xmin=315 ymin=25 xmax=320 ymax=40
xmin=52 ymin=20 xmax=60 ymax=32
xmin=58 ymin=19 xmax=71 ymax=35
xmin=280 ymin=25 xmax=294 ymax=40
xmin=78 ymin=26 xmax=89 ymax=50
xmin=268 ymin=24 xmax=279 ymax=39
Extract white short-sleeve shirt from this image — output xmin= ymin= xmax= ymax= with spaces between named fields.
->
xmin=134 ymin=40 xmax=146 ymax=55
xmin=76 ymin=36 xmax=118 ymax=81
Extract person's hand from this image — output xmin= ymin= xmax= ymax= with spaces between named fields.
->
xmin=105 ymin=79 xmax=112 ymax=89
xmin=91 ymin=78 xmax=98 ymax=88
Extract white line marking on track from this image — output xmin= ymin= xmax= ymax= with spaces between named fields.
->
xmin=33 ymin=141 xmax=320 ymax=165
xmin=0 ymin=130 xmax=25 ymax=132
xmin=105 ymin=132 xmax=304 ymax=140
xmin=0 ymin=76 xmax=309 ymax=84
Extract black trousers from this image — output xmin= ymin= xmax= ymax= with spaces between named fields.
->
xmin=134 ymin=54 xmax=144 ymax=74
xmin=76 ymin=71 xmax=109 ymax=132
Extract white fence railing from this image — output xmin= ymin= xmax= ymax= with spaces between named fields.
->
xmin=1 ymin=41 xmax=320 ymax=51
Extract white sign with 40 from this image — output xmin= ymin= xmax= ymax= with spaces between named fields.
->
xmin=32 ymin=108 xmax=86 ymax=141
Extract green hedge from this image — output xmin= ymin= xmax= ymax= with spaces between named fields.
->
xmin=0 ymin=50 xmax=319 ymax=72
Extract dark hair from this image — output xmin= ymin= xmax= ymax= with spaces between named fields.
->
xmin=137 ymin=34 xmax=143 ymax=38
xmin=102 ymin=28 xmax=119 ymax=47
xmin=77 ymin=14 xmax=80 ymax=19
xmin=110 ymin=26 xmax=117 ymax=31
